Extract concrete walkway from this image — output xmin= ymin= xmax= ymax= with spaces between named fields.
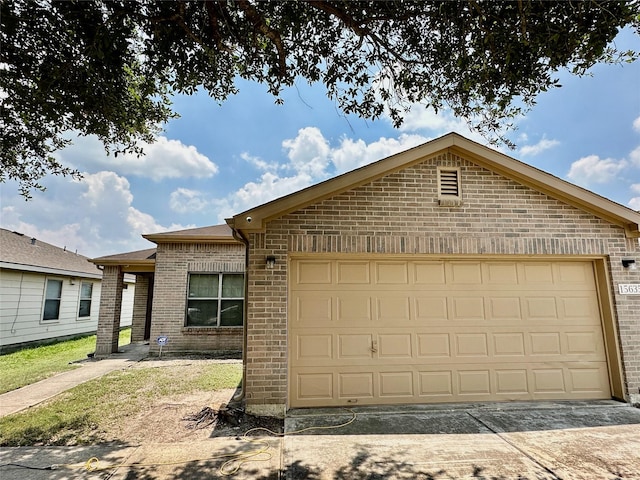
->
xmin=0 ymin=343 xmax=148 ymax=417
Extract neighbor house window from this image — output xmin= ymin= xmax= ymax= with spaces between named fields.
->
xmin=78 ymin=282 xmax=93 ymax=318
xmin=43 ymin=278 xmax=63 ymax=321
xmin=186 ymin=273 xmax=244 ymax=327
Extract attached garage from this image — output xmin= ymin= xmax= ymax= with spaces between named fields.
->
xmin=228 ymin=133 xmax=640 ymax=417
xmin=289 ymin=257 xmax=611 ymax=407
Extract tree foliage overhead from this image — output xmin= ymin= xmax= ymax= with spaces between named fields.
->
xmin=2 ymin=0 xmax=639 ymax=197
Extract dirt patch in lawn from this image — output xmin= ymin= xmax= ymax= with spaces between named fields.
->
xmin=98 ymin=358 xmax=284 ymax=444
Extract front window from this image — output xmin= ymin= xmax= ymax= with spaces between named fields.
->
xmin=43 ymin=279 xmax=62 ymax=321
xmin=186 ymin=273 xmax=244 ymax=327
xmin=78 ymin=282 xmax=93 ymax=318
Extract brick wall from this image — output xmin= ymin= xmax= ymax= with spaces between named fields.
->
xmin=149 ymin=242 xmax=245 ymax=355
xmin=131 ymin=274 xmax=149 ymax=343
xmin=245 ymin=152 xmax=640 ymax=413
xmin=95 ymin=265 xmax=123 ymax=356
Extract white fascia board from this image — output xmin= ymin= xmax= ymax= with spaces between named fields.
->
xmin=0 ymin=262 xmax=102 ymax=279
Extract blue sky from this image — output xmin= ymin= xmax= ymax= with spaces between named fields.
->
xmin=1 ymin=29 xmax=639 ymax=258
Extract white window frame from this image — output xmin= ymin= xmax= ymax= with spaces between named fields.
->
xmin=78 ymin=281 xmax=93 ymax=319
xmin=42 ymin=278 xmax=63 ymax=321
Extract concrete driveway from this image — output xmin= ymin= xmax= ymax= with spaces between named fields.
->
xmin=284 ymin=400 xmax=640 ymax=480
xmin=1 ymin=400 xmax=639 ymax=479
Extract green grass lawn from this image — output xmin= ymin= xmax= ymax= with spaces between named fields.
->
xmin=0 ymin=328 xmax=131 ymax=394
xmin=0 ymin=362 xmax=242 ymax=446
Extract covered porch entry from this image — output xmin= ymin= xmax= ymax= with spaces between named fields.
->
xmin=91 ymin=248 xmax=156 ymax=357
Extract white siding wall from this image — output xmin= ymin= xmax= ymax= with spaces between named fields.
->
xmin=120 ymin=281 xmax=134 ymax=328
xmin=0 ymin=269 xmax=134 ymax=349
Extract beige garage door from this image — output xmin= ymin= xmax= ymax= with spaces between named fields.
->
xmin=289 ymin=258 xmax=611 ymax=408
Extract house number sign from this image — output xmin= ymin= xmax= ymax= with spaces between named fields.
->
xmin=618 ymin=284 xmax=640 ymax=295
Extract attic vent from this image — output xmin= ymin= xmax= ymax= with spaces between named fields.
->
xmin=437 ymin=167 xmax=462 ymax=206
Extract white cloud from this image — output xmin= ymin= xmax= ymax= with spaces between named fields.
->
xmin=332 ymin=134 xmax=427 ymax=173
xmin=210 ymin=129 xmax=431 ymax=222
xmin=282 ymin=127 xmax=331 ymax=177
xmin=633 ymin=116 xmax=640 ymax=133
xmin=519 ymin=138 xmax=560 ymax=157
xmin=567 ymin=155 xmax=627 ymax=186
xmin=630 ymin=146 xmax=640 ymax=168
xmin=240 ymin=152 xmax=280 ymax=172
xmin=629 ymin=183 xmax=640 ymax=211
xmin=169 ymin=188 xmax=210 ymax=214
xmin=57 ymin=135 xmax=218 ymax=181
xmin=1 ymin=171 xmax=191 ymax=257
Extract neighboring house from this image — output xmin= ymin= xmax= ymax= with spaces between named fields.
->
xmin=93 ymin=133 xmax=640 ymax=416
xmin=0 ymin=229 xmax=134 ymax=352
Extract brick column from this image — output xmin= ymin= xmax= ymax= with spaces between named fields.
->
xmin=95 ymin=266 xmax=124 ymax=356
xmin=131 ymin=274 xmax=149 ymax=343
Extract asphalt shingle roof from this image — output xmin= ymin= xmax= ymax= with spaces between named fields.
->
xmin=0 ymin=228 xmax=101 ymax=277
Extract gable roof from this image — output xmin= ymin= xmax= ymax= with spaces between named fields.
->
xmin=90 ymin=224 xmax=239 ymax=273
xmin=142 ymin=224 xmax=238 ymax=244
xmin=91 ymin=247 xmax=157 ymax=273
xmin=227 ymin=132 xmax=640 ymax=238
xmin=0 ymin=228 xmax=102 ymax=278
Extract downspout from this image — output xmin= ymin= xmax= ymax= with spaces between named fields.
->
xmin=231 ymin=227 xmax=249 ymax=403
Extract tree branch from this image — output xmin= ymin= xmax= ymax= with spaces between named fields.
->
xmin=236 ymin=0 xmax=287 ymax=77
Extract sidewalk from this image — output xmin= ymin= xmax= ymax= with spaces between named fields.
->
xmin=0 ymin=343 xmax=149 ymax=417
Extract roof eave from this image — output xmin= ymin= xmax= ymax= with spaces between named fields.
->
xmin=447 ymin=142 xmax=640 ymax=238
xmin=0 ymin=261 xmax=102 ymax=279
xmin=142 ymin=234 xmax=240 ymax=244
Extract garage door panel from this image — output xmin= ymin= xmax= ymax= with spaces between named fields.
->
xmin=376 ymin=295 xmax=411 ymax=323
xmin=568 ymin=365 xmax=610 ymax=394
xmin=486 ymin=262 xmax=519 ymax=284
xmin=296 ymin=334 xmax=333 ymax=360
xmin=493 ymin=333 xmax=526 ymax=356
xmin=378 ymin=333 xmax=412 ymax=358
xmin=336 ymin=294 xmax=371 ymax=324
xmin=455 ymin=333 xmax=489 ymax=357
xmin=339 ymin=372 xmax=374 ymax=399
xmin=297 ymin=373 xmax=333 ymax=400
xmin=488 ymin=297 xmax=522 ymax=321
xmin=450 ymin=296 xmax=485 ymax=321
xmin=379 ymin=372 xmax=414 ymax=397
xmin=560 ymin=296 xmax=600 ymax=321
xmin=419 ymin=371 xmax=454 ymax=397
xmin=522 ymin=263 xmax=554 ymax=284
xmin=413 ymin=262 xmax=446 ymax=284
xmin=375 ymin=261 xmax=408 ymax=284
xmin=295 ymin=293 xmax=332 ymax=326
xmin=336 ymin=261 xmax=370 ymax=284
xmin=415 ymin=297 xmax=448 ymax=322
xmin=449 ymin=262 xmax=483 ymax=284
xmin=495 ymin=369 xmax=529 ymax=395
xmin=289 ymin=258 xmax=611 ymax=407
xmin=417 ymin=333 xmax=451 ymax=357
xmin=295 ymin=260 xmax=332 ymax=285
xmin=458 ymin=370 xmax=491 ymax=395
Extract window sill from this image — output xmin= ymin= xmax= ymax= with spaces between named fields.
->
xmin=182 ymin=326 xmax=243 ymax=336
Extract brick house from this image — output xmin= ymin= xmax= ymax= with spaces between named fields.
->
xmin=94 ymin=133 xmax=640 ymax=416
xmin=91 ymin=224 xmax=245 ymax=356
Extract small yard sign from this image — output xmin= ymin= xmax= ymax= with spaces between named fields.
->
xmin=618 ymin=284 xmax=640 ymax=295
xmin=156 ymin=335 xmax=169 ymax=358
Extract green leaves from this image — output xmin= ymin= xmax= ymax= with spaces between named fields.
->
xmin=2 ymin=0 xmax=639 ymax=197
